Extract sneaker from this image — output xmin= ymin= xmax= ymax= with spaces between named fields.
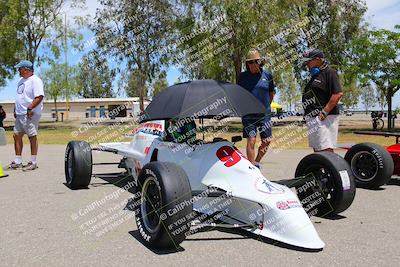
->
xmin=22 ymin=162 xmax=38 ymax=171
xmin=7 ymin=161 xmax=23 ymax=170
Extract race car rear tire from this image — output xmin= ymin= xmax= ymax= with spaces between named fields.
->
xmin=134 ymin=162 xmax=192 ymax=249
xmin=295 ymin=152 xmax=356 ymax=217
xmin=344 ymin=143 xmax=393 ymax=189
xmin=65 ymin=141 xmax=92 ymax=189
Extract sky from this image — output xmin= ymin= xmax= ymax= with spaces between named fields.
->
xmin=1 ymin=0 xmax=399 ymax=109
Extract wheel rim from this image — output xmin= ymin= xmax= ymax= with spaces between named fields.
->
xmin=378 ymin=119 xmax=384 ymax=130
xmin=140 ymin=177 xmax=162 ymax=234
xmin=350 ymin=151 xmax=378 ymax=182
xmin=67 ymin=149 xmax=73 ymax=184
xmin=303 ymin=164 xmax=335 ymax=203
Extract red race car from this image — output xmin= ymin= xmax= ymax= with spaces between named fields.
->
xmin=341 ymin=131 xmax=397 ymax=189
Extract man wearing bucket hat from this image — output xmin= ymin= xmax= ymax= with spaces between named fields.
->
xmin=8 ymin=60 xmax=44 ymax=171
xmin=300 ymin=48 xmax=343 ymax=152
xmin=238 ymin=49 xmax=275 ymax=168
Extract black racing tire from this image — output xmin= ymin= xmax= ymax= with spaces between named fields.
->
xmin=65 ymin=141 xmax=92 ymax=189
xmin=344 ymin=143 xmax=393 ymax=189
xmin=295 ymin=152 xmax=356 ymax=217
xmin=134 ymin=162 xmax=192 ymax=249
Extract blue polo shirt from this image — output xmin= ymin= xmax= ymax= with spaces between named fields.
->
xmin=238 ymin=69 xmax=275 ymax=114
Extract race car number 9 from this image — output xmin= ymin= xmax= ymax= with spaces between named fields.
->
xmin=216 ymin=146 xmax=242 ymax=167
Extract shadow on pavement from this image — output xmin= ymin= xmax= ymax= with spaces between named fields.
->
xmin=129 ymin=230 xmax=185 ymax=254
xmin=387 ymin=177 xmax=400 ymax=186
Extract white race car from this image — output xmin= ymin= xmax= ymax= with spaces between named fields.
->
xmin=65 ymin=119 xmax=356 ymax=250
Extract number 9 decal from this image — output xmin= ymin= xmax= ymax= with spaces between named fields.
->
xmin=216 ymin=146 xmax=242 ymax=167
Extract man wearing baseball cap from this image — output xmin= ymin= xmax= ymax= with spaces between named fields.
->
xmin=238 ymin=49 xmax=275 ymax=168
xmin=300 ymin=48 xmax=343 ymax=152
xmin=8 ymin=60 xmax=44 ymax=171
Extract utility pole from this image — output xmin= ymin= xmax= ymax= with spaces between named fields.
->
xmin=64 ymin=13 xmax=69 ymax=120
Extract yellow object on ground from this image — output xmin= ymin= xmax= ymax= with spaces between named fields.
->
xmin=0 ymin=162 xmax=8 ymax=178
xmin=0 ymin=128 xmax=8 ymax=178
xmin=271 ymin=102 xmax=282 ymax=109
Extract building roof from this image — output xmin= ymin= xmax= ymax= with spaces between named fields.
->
xmin=0 ymin=97 xmax=143 ymax=104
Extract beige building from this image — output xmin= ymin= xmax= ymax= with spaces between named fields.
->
xmin=0 ymin=98 xmax=148 ymax=122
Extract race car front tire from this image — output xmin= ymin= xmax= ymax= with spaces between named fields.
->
xmin=134 ymin=162 xmax=192 ymax=249
xmin=344 ymin=143 xmax=393 ymax=189
xmin=295 ymin=152 xmax=356 ymax=217
xmin=65 ymin=141 xmax=92 ymax=189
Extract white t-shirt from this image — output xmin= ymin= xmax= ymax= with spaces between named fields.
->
xmin=15 ymin=74 xmax=45 ymax=115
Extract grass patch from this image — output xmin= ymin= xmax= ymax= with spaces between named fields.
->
xmin=2 ymin=120 xmax=398 ymax=149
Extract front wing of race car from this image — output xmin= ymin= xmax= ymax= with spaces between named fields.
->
xmin=191 ymin=181 xmax=325 ymax=250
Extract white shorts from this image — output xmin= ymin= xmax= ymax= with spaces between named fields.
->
xmin=306 ymin=115 xmax=339 ymax=151
xmin=14 ymin=114 xmax=41 ymax=137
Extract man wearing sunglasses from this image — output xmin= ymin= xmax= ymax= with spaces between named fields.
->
xmin=238 ymin=49 xmax=275 ymax=168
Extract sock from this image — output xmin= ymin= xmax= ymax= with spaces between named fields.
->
xmin=15 ymin=156 xmax=22 ymax=164
xmin=31 ymin=155 xmax=37 ymax=165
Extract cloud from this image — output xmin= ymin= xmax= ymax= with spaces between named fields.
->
xmin=364 ymin=0 xmax=400 ymax=30
xmin=364 ymin=0 xmax=398 ymax=14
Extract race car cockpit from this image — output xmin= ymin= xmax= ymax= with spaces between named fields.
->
xmin=165 ymin=119 xmax=197 ymax=143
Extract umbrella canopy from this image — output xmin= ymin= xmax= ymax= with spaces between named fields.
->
xmin=140 ymin=79 xmax=266 ymax=122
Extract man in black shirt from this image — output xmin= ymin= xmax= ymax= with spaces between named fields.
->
xmin=300 ymin=48 xmax=343 ymax=152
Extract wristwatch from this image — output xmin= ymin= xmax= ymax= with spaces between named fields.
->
xmin=321 ymin=110 xmax=329 ymax=117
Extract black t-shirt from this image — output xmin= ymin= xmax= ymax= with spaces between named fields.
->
xmin=302 ymin=66 xmax=342 ymax=116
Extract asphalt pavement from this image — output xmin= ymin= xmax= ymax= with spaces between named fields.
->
xmin=0 ymin=144 xmax=399 ymax=267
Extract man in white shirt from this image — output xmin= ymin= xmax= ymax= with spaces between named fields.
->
xmin=8 ymin=60 xmax=44 ymax=171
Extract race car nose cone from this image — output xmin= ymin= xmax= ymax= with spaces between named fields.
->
xmin=260 ymin=204 xmax=325 ymax=249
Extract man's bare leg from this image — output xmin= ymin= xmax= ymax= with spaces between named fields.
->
xmin=246 ymin=137 xmax=257 ymax=164
xmin=13 ymin=132 xmax=24 ymax=156
xmin=22 ymin=135 xmax=39 ymax=170
xmin=255 ymin=138 xmax=271 ymax=163
xmin=29 ymin=135 xmax=38 ymax=155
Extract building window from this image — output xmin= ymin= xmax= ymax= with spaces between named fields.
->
xmin=99 ymin=106 xmax=106 ymax=118
xmin=90 ymin=106 xmax=96 ymax=117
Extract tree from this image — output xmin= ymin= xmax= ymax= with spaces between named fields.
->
xmin=124 ymin=70 xmax=147 ymax=98
xmin=175 ymin=0 xmax=291 ymax=83
xmin=0 ymin=0 xmax=86 ymax=88
xmin=92 ymin=0 xmax=174 ymax=111
xmin=0 ymin=1 xmax=25 ymax=87
xmin=340 ymin=79 xmax=361 ymax=109
xmin=152 ymin=77 xmax=168 ymax=97
xmin=360 ymin=83 xmax=376 ymax=114
xmin=42 ymin=61 xmax=79 ymax=121
xmin=350 ymin=26 xmax=400 ymax=128
xmin=300 ymin=0 xmax=367 ymax=69
xmin=275 ymin=67 xmax=301 ymax=111
xmin=175 ymin=0 xmax=367 ymax=87
xmin=77 ymin=51 xmax=116 ymax=98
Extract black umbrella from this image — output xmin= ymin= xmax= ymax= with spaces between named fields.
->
xmin=140 ymin=79 xmax=266 ymax=122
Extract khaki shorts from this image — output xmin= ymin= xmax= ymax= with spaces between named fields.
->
xmin=14 ymin=114 xmax=41 ymax=137
xmin=306 ymin=115 xmax=339 ymax=151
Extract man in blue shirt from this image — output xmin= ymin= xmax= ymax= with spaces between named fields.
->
xmin=238 ymin=49 xmax=275 ymax=168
